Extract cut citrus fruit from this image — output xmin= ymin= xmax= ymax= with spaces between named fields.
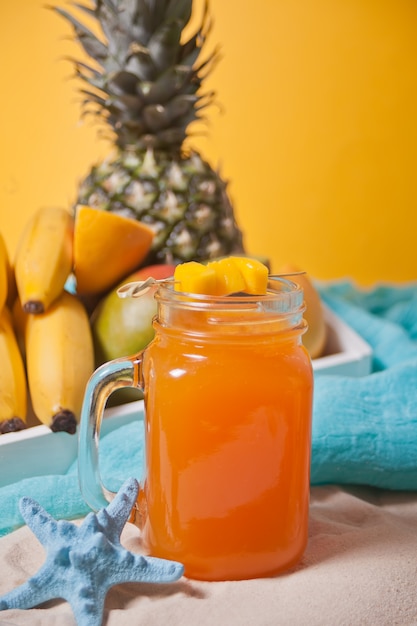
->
xmin=73 ymin=205 xmax=155 ymax=295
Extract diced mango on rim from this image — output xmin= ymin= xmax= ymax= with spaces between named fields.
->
xmin=174 ymin=257 xmax=269 ymax=296
xmin=228 ymin=257 xmax=269 ymax=295
xmin=174 ymin=261 xmax=217 ymax=294
xmin=209 ymin=258 xmax=246 ymax=295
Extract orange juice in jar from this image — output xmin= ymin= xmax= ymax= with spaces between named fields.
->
xmin=78 ymin=277 xmax=313 ymax=581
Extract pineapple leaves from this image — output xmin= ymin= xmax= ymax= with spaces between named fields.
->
xmin=165 ymin=94 xmax=198 ymax=121
xmin=143 ymin=104 xmax=170 ymax=132
xmin=72 ymin=59 xmax=107 ymax=91
xmin=71 ymin=58 xmax=102 ymax=79
xmin=113 ymin=93 xmax=144 ymax=114
xmin=155 ymin=127 xmax=188 ymax=147
xmin=125 ymin=46 xmax=157 ymax=82
xmin=97 ymin=1 xmax=133 ymax=62
xmin=148 ymin=20 xmax=183 ymax=73
xmin=70 ymin=2 xmax=96 ymax=18
xmin=53 ymin=6 xmax=108 ymax=63
xmin=79 ymin=88 xmax=107 ymax=107
xmin=107 ymin=71 xmax=141 ymax=96
xmin=133 ymin=0 xmax=162 ymax=44
xmin=143 ymin=65 xmax=192 ymax=104
xmin=98 ymin=0 xmax=137 ymax=38
xmin=53 ymin=0 xmax=221 ymax=150
xmin=178 ymin=0 xmax=216 ymax=74
xmin=96 ymin=0 xmax=118 ymax=12
xmin=141 ymin=94 xmax=195 ymax=132
xmin=165 ymin=0 xmax=193 ymax=29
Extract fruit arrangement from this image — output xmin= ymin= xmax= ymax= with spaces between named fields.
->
xmin=0 ymin=0 xmax=247 ymax=435
xmin=0 ymin=1 xmax=328 ymax=436
xmin=0 ymin=204 xmax=160 ymax=435
xmin=0 ymin=206 xmax=327 ymax=436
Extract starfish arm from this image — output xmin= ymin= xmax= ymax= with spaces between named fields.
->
xmin=68 ymin=586 xmax=108 ymax=626
xmin=19 ymin=497 xmax=57 ymax=540
xmin=0 ymin=481 xmax=183 ymax=626
xmin=109 ymin=552 xmax=184 ymax=585
xmin=19 ymin=497 xmax=73 ymax=546
xmin=96 ymin=477 xmax=139 ymax=541
xmin=0 ymin=569 xmax=58 ymax=610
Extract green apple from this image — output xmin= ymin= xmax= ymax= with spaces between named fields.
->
xmin=91 ymin=264 xmax=176 ymax=365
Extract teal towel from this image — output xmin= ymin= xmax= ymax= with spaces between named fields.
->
xmin=318 ymin=283 xmax=417 ymax=370
xmin=312 ymin=358 xmax=417 ymax=488
xmin=0 ymin=281 xmax=416 ymax=537
xmin=310 ymin=281 xmax=417 ymax=489
xmin=0 ymin=421 xmax=144 ymax=537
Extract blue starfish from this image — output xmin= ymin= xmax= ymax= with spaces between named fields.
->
xmin=0 ymin=477 xmax=184 ymax=626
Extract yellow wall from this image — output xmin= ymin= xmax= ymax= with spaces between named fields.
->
xmin=1 ymin=0 xmax=417 ymax=285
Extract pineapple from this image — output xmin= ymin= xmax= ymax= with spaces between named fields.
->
xmin=54 ymin=0 xmax=245 ymax=265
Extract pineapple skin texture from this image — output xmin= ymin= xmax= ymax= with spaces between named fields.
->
xmin=77 ymin=148 xmax=245 ymax=265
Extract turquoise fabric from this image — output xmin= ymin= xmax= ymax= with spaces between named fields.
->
xmin=0 ymin=421 xmax=144 ymax=537
xmin=311 ymin=281 xmax=417 ymax=489
xmin=0 ymin=281 xmax=416 ymax=537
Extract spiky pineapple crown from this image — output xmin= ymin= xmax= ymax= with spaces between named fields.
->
xmin=54 ymin=0 xmax=217 ymax=152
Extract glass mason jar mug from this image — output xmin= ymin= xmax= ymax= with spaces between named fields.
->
xmin=78 ymin=276 xmax=314 ymax=581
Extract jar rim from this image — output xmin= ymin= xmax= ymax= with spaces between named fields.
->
xmin=155 ymin=276 xmax=305 ymax=315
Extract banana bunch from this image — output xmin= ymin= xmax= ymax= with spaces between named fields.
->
xmin=0 ymin=307 xmax=27 ymax=433
xmin=14 ymin=206 xmax=74 ymax=314
xmin=0 ymin=234 xmax=8 ymax=312
xmin=0 ymin=233 xmax=27 ymax=433
xmin=25 ymin=291 xmax=94 ymax=434
xmin=0 ymin=232 xmax=15 ymax=311
xmin=0 ymin=207 xmax=95 ymax=435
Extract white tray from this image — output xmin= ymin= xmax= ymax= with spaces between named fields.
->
xmin=313 ymin=305 xmax=372 ymax=377
xmin=0 ymin=401 xmax=144 ymax=489
xmin=0 ymin=308 xmax=372 ymax=488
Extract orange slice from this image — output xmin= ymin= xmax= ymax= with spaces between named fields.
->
xmin=73 ymin=205 xmax=154 ymax=295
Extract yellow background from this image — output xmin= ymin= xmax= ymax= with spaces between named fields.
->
xmin=1 ymin=0 xmax=417 ymax=285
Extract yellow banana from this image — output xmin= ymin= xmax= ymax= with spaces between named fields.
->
xmin=0 ymin=232 xmax=12 ymax=312
xmin=14 ymin=207 xmax=74 ymax=314
xmin=6 ymin=262 xmax=18 ymax=310
xmin=1 ymin=232 xmax=18 ymax=310
xmin=12 ymin=296 xmax=28 ymax=359
xmin=25 ymin=290 xmax=94 ymax=434
xmin=0 ymin=306 xmax=27 ymax=433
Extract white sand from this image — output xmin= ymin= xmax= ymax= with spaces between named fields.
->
xmin=1 ymin=485 xmax=416 ymax=625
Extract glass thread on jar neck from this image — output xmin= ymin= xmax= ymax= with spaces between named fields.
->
xmin=153 ymin=277 xmax=307 ymax=339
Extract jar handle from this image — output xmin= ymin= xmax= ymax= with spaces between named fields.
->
xmin=78 ymin=354 xmax=144 ymax=512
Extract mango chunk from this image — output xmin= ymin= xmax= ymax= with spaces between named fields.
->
xmin=228 ymin=257 xmax=268 ymax=294
xmin=174 ymin=261 xmax=217 ymax=294
xmin=208 ymin=258 xmax=246 ymax=295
